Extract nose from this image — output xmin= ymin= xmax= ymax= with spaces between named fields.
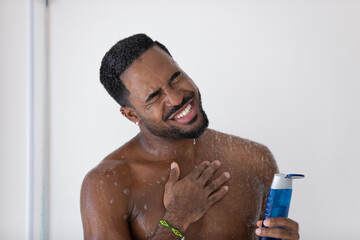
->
xmin=164 ymin=88 xmax=183 ymax=107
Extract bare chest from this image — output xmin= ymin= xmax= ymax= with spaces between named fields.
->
xmin=128 ymin=170 xmax=265 ymax=240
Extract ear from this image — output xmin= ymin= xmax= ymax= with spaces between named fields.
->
xmin=120 ymin=106 xmax=141 ymax=125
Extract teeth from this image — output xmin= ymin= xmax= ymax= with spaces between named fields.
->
xmin=175 ymin=104 xmax=192 ymax=119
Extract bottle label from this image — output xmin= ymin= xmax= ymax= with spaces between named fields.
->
xmin=260 ymin=189 xmax=293 ymax=240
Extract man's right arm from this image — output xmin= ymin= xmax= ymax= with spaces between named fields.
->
xmin=80 ymin=164 xmax=133 ymax=240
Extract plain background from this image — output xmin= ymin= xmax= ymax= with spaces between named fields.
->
xmin=1 ymin=0 xmax=360 ymax=239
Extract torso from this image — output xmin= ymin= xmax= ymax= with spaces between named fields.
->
xmin=97 ymin=129 xmax=277 ymax=240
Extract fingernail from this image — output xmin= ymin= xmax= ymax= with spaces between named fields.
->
xmin=255 ymin=228 xmax=261 ymax=235
xmin=171 ymin=162 xmax=176 ymax=169
xmin=264 ymin=219 xmax=270 ymax=226
xmin=224 ymin=172 xmax=230 ymax=178
xmin=213 ymin=160 xmax=220 ymax=166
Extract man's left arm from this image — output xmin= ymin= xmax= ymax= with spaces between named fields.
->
xmin=255 ymin=145 xmax=300 ymax=240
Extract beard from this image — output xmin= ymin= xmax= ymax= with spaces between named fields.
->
xmin=137 ymin=91 xmax=209 ymax=139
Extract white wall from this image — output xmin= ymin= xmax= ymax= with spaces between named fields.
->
xmin=1 ymin=0 xmax=359 ymax=239
xmin=0 ymin=1 xmax=27 ymax=239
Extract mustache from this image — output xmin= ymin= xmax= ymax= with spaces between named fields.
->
xmin=163 ymin=92 xmax=195 ymax=121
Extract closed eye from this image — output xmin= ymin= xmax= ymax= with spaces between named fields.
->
xmin=145 ymin=71 xmax=182 ymax=103
xmin=146 ymin=89 xmax=162 ymax=103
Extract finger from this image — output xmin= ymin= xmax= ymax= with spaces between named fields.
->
xmin=205 ymin=172 xmax=230 ymax=195
xmin=197 ymin=160 xmax=221 ymax=185
xmin=206 ymin=185 xmax=229 ymax=206
xmin=263 ymin=217 xmax=299 ymax=232
xmin=256 ymin=220 xmax=263 ymax=228
xmin=255 ymin=227 xmax=300 ymax=240
xmin=188 ymin=161 xmax=210 ymax=179
xmin=166 ymin=162 xmax=180 ymax=187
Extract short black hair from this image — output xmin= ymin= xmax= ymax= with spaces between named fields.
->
xmin=100 ymin=33 xmax=172 ymax=107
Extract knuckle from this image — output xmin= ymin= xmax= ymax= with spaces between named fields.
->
xmin=259 ymin=227 xmax=267 ymax=235
xmin=196 ymin=162 xmax=206 ymax=170
xmin=200 ymin=170 xmax=213 ymax=181
xmin=295 ymin=222 xmax=299 ymax=231
xmin=196 ymin=162 xmax=209 ymax=171
xmin=208 ymin=195 xmax=217 ymax=203
xmin=208 ymin=182 xmax=217 ymax=191
xmin=271 ymin=227 xmax=286 ymax=238
xmin=203 ymin=170 xmax=212 ymax=178
xmin=273 ymin=227 xmax=282 ymax=235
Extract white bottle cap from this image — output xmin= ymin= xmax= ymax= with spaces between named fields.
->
xmin=271 ymin=173 xmax=305 ymax=189
xmin=271 ymin=173 xmax=293 ymax=189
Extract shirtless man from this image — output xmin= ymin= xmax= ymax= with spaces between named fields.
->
xmin=80 ymin=34 xmax=300 ymax=240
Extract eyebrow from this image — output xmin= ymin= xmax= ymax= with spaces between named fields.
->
xmin=169 ymin=71 xmax=181 ymax=84
xmin=145 ymin=71 xmax=181 ymax=103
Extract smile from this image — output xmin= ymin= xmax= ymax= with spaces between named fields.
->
xmin=175 ymin=103 xmax=192 ymax=119
xmin=168 ymin=100 xmax=198 ymax=125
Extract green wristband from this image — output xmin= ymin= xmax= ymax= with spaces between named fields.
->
xmin=159 ymin=220 xmax=185 ymax=240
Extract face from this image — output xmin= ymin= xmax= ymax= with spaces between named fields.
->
xmin=120 ymin=46 xmax=208 ymax=139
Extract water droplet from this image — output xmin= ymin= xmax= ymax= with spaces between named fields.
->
xmin=193 ymin=138 xmax=196 ymax=145
xmin=110 ymin=199 xmax=114 ymax=204
xmin=99 ymin=180 xmax=104 ymax=184
xmin=124 ymin=215 xmax=128 ymax=220
xmin=123 ymin=188 xmax=130 ymax=195
xmin=156 ymin=180 xmax=161 ymax=184
xmin=143 ymin=204 xmax=148 ymax=210
xmin=114 ymin=182 xmax=118 ymax=186
xmin=162 ymin=176 xmax=166 ymax=181
xmin=106 ymin=174 xmax=110 ymax=178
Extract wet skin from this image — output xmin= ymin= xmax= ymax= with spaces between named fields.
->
xmin=81 ymin=46 xmax=300 ymax=240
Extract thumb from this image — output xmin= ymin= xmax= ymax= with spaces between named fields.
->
xmin=167 ymin=162 xmax=180 ymax=186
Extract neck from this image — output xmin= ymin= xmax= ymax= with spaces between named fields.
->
xmin=136 ymin=131 xmax=199 ymax=163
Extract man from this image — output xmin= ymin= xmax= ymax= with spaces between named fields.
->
xmin=80 ymin=34 xmax=300 ymax=240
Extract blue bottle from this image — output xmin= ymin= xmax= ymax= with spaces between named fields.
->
xmin=260 ymin=173 xmax=304 ymax=240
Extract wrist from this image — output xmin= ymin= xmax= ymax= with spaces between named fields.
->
xmin=159 ymin=220 xmax=185 ymax=239
xmin=162 ymin=211 xmax=190 ymax=233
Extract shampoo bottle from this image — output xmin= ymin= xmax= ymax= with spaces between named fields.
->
xmin=260 ymin=173 xmax=304 ymax=240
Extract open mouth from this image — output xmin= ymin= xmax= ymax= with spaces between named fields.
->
xmin=175 ymin=102 xmax=192 ymax=119
xmin=168 ymin=100 xmax=197 ymax=124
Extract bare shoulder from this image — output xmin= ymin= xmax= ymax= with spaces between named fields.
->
xmin=203 ymin=129 xmax=278 ymax=185
xmin=81 ymin=157 xmax=133 ymax=194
